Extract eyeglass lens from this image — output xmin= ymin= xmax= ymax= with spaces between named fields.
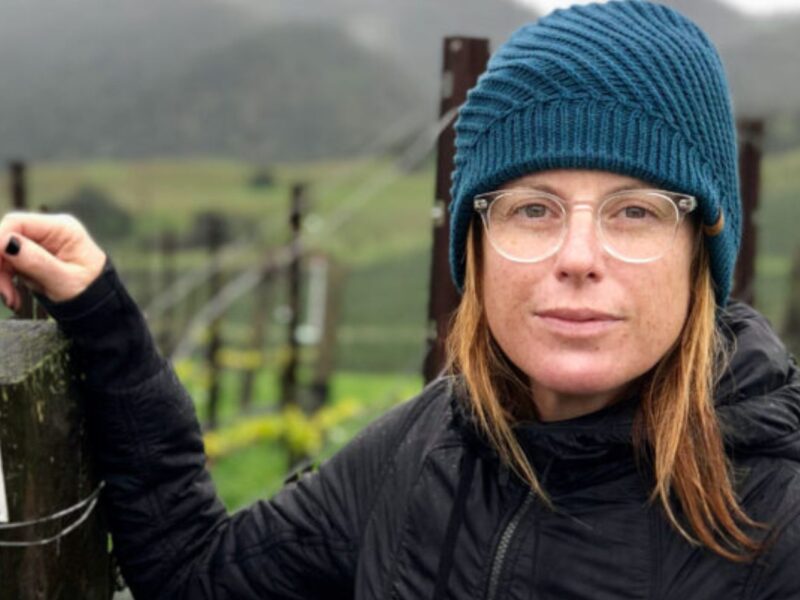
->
xmin=484 ymin=190 xmax=682 ymax=263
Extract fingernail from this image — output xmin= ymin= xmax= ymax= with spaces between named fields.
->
xmin=5 ymin=236 xmax=20 ymax=256
xmin=0 ymin=293 xmax=6 ymax=308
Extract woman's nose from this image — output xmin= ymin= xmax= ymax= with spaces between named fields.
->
xmin=553 ymin=207 xmax=604 ymax=282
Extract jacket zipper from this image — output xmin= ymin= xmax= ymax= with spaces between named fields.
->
xmin=485 ymin=492 xmax=535 ymax=600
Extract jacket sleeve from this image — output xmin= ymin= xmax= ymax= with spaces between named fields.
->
xmin=37 ymin=258 xmax=410 ymax=599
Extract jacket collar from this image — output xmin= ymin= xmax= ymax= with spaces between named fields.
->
xmin=451 ymin=301 xmax=800 ymax=489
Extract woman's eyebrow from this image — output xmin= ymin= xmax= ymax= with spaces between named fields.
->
xmin=515 ymin=181 xmax=559 ymax=193
xmin=515 ymin=182 xmax=646 ymax=196
xmin=606 ymin=184 xmax=646 ymax=194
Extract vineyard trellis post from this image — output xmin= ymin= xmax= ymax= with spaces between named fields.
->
xmin=280 ymin=183 xmax=306 ymax=409
xmin=733 ymin=118 xmax=764 ymax=305
xmin=422 ymin=37 xmax=489 ymax=383
xmin=205 ymin=214 xmax=226 ymax=430
xmin=0 ymin=321 xmax=113 ymax=598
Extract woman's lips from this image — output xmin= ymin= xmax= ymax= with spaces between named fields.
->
xmin=535 ymin=308 xmax=624 ymax=337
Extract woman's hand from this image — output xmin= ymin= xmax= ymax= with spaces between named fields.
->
xmin=0 ymin=212 xmax=107 ymax=311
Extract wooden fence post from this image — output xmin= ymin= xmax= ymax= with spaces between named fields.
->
xmin=0 ymin=321 xmax=113 ymax=599
xmin=422 ymin=38 xmax=489 ymax=383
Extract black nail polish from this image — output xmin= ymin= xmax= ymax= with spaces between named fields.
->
xmin=5 ymin=236 xmax=20 ymax=256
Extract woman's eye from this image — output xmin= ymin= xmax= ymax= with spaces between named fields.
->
xmin=517 ymin=203 xmax=547 ymax=218
xmin=622 ymin=205 xmax=649 ymax=219
xmin=625 ymin=206 xmax=646 ymax=218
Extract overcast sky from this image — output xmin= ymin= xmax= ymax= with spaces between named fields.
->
xmin=519 ymin=0 xmax=800 ymax=15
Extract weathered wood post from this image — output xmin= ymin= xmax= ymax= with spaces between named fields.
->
xmin=0 ymin=321 xmax=113 ymax=599
xmin=422 ymin=37 xmax=490 ymax=383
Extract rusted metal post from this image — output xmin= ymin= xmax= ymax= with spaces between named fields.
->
xmin=280 ymin=183 xmax=305 ymax=409
xmin=7 ymin=161 xmax=34 ymax=319
xmin=422 ymin=37 xmax=490 ymax=383
xmin=205 ymin=216 xmax=226 ymax=430
xmin=0 ymin=321 xmax=113 ymax=599
xmin=733 ymin=119 xmax=764 ymax=305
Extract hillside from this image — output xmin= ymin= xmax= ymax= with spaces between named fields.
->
xmin=0 ymin=0 xmax=254 ymax=157
xmin=2 ymin=0 xmax=800 ymax=160
xmin=0 ymin=0 xmax=536 ymax=161
xmin=73 ymin=25 xmax=426 ymax=161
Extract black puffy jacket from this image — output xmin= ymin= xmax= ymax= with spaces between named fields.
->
xmin=41 ymin=260 xmax=800 ymax=599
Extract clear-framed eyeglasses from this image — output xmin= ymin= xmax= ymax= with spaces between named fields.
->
xmin=473 ymin=188 xmax=698 ymax=264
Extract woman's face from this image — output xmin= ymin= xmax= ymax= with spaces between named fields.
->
xmin=481 ymin=169 xmax=696 ymax=421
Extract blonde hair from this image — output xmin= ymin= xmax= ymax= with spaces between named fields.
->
xmin=446 ymin=223 xmax=765 ymax=562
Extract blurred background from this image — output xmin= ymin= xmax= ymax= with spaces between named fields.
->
xmin=1 ymin=0 xmax=799 ymax=520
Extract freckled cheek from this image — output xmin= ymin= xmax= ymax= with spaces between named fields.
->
xmin=484 ymin=285 xmax=522 ymax=335
xmin=630 ymin=266 xmax=691 ymax=347
xmin=483 ymin=270 xmax=539 ymax=345
xmin=484 ymin=262 xmax=531 ymax=310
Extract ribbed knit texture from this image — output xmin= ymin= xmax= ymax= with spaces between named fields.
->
xmin=449 ymin=0 xmax=740 ymax=305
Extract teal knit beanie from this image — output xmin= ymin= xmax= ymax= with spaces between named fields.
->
xmin=449 ymin=0 xmax=740 ymax=305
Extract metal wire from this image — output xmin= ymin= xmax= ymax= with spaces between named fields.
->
xmin=0 ymin=481 xmax=105 ymax=548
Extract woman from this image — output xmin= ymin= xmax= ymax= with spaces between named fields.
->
xmin=1 ymin=1 xmax=799 ymax=598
